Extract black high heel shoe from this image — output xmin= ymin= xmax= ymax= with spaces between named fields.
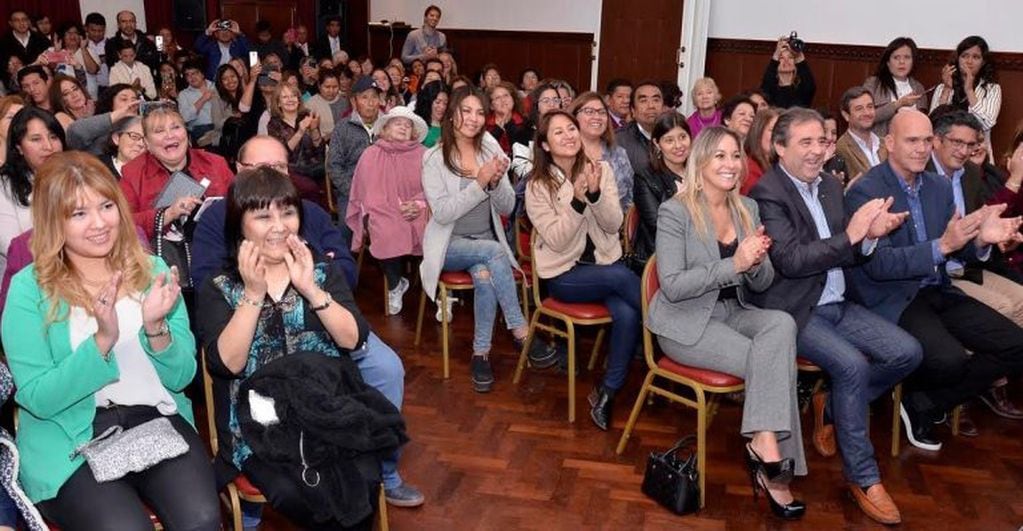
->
xmin=744 ymin=444 xmax=806 ymax=520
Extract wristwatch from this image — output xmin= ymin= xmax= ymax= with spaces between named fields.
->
xmin=143 ymin=321 xmax=170 ymax=338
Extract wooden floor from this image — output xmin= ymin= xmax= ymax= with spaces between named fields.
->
xmin=251 ymin=267 xmax=1023 ymax=530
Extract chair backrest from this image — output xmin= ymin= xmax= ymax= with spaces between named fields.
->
xmin=515 ymin=216 xmax=532 ymax=260
xmin=200 ymin=351 xmax=219 ymax=456
xmin=624 ymin=205 xmax=639 ymax=254
xmin=640 ymin=255 xmax=659 ymax=370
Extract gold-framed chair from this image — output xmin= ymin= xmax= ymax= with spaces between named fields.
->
xmin=614 ymin=256 xmax=745 ymax=508
xmin=200 ymin=353 xmax=389 ymax=530
xmin=512 ymin=229 xmax=611 ymax=422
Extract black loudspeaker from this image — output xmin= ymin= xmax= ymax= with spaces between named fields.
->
xmin=173 ymin=0 xmax=208 ymax=33
xmin=316 ymin=0 xmax=349 ymax=49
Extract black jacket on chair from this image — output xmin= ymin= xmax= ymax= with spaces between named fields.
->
xmin=632 ymin=166 xmax=680 ymax=271
xmin=238 ymin=352 xmax=408 ymax=528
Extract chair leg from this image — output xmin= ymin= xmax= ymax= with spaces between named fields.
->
xmin=951 ymin=405 xmax=962 ymax=436
xmin=616 ymin=370 xmax=655 ymax=454
xmin=696 ymin=388 xmax=708 ymax=508
xmin=357 ymin=245 xmax=366 ymax=278
xmin=377 ymin=487 xmax=389 ymax=531
xmin=706 ymin=394 xmax=720 ymax=429
xmin=891 ymin=384 xmax=902 ymax=457
xmin=227 ymin=484 xmax=243 ymax=531
xmin=801 ymin=375 xmax=825 ymax=415
xmin=587 ymin=327 xmax=606 ymax=371
xmin=513 ymin=311 xmax=540 ymax=384
xmin=440 ymin=285 xmax=450 ymax=379
xmin=414 ymin=290 xmax=427 ymax=347
xmin=520 ymin=280 xmax=529 ymax=320
xmin=566 ymin=319 xmax=577 ymax=423
xmin=382 ymin=276 xmax=390 ymax=316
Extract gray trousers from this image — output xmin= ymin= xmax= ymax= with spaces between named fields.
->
xmin=657 ymin=299 xmax=806 ymax=476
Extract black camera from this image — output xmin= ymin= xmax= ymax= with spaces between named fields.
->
xmin=787 ymin=31 xmax=805 ymax=54
xmin=216 ymin=19 xmax=232 ymax=31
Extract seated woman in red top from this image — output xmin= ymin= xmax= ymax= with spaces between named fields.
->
xmin=119 ymin=104 xmax=234 ymax=241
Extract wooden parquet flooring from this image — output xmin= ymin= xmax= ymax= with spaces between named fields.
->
xmin=252 ymin=269 xmax=1023 ymax=530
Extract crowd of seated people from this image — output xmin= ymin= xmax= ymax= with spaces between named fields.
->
xmin=0 ymin=3 xmax=1021 ymax=528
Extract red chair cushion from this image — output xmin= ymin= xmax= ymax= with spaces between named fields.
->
xmin=657 ymin=356 xmax=744 ymax=387
xmin=234 ymin=473 xmax=264 ymax=497
xmin=540 ymin=297 xmax=611 ymax=320
xmin=438 ymin=271 xmax=474 ymax=286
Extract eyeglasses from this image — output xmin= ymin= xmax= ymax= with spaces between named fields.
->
xmin=577 ymin=107 xmax=607 ymax=118
xmin=119 ymin=131 xmax=144 ymax=142
xmin=237 ymin=161 xmax=290 ymax=174
xmin=538 ymin=97 xmax=562 ymax=106
xmin=942 ymin=136 xmax=980 ymax=153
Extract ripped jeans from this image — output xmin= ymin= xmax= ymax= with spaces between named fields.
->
xmin=442 ymin=236 xmax=527 ymax=353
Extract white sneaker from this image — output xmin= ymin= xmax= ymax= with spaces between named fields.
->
xmin=387 ymin=277 xmax=409 ymax=316
xmin=435 ymin=296 xmax=457 ymax=323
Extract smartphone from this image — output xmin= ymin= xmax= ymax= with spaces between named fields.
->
xmin=155 ymin=35 xmax=164 ymax=52
xmin=249 ymin=51 xmax=259 ymax=67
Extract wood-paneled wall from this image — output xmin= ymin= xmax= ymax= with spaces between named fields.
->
xmin=706 ymin=38 xmax=1023 ymax=157
xmin=369 ymin=26 xmax=593 ymax=95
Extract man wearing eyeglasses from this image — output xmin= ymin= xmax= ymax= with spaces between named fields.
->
xmin=191 ymin=136 xmax=425 ymax=517
xmin=926 ymin=106 xmax=1023 ymax=426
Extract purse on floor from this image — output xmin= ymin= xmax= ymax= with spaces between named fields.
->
xmin=641 ymin=435 xmax=700 ymax=515
xmin=71 ymin=417 xmax=189 ymax=483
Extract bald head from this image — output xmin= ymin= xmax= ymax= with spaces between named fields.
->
xmin=885 ymin=109 xmax=933 ymax=180
xmin=237 ymin=136 xmax=290 ymax=173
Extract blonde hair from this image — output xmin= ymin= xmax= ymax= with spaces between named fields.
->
xmin=31 ymin=152 xmax=152 ymax=322
xmin=690 ymin=77 xmax=720 ymax=107
xmin=269 ymin=83 xmax=304 ymax=119
xmin=679 ymin=126 xmax=754 ymax=237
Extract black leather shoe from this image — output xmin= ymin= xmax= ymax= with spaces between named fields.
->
xmin=900 ymin=402 xmax=942 ymax=451
xmin=744 ymin=444 xmax=805 ymax=519
xmin=588 ymin=385 xmax=615 ymax=431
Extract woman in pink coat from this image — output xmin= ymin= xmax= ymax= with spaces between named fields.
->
xmin=346 ymin=106 xmax=429 ymax=315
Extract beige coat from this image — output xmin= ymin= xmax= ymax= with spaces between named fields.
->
xmin=525 ymin=161 xmax=623 ymax=279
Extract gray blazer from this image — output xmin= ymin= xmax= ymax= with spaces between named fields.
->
xmin=647 ymin=197 xmax=775 ymax=346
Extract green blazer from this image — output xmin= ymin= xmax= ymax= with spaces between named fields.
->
xmin=0 ymin=256 xmax=197 ymax=502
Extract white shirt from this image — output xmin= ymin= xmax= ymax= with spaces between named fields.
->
xmin=87 ymin=38 xmax=109 ymax=87
xmin=328 ymin=35 xmax=340 ymax=55
xmin=298 ymin=42 xmax=309 ymax=56
xmin=894 ymin=78 xmax=913 ymax=99
xmin=218 ymin=42 xmax=232 ymax=67
xmin=69 ymin=295 xmax=178 ymax=415
xmin=849 ymin=130 xmax=882 ymax=167
xmin=109 ymin=60 xmax=157 ymax=99
xmin=13 ymin=32 xmax=29 ymax=49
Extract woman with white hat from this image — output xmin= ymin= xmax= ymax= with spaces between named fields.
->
xmin=346 ymin=106 xmax=429 ymax=315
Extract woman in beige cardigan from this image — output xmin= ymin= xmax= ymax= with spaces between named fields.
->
xmin=525 ymin=110 xmax=641 ymax=431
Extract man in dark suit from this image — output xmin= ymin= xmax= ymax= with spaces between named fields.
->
xmin=104 ymin=10 xmax=158 ymax=71
xmin=750 ymin=108 xmax=920 ymax=525
xmin=616 ymin=81 xmax=663 ymax=174
xmin=925 ymin=107 xmax=1023 ymax=425
xmin=0 ymin=10 xmax=51 ymax=80
xmin=846 ymin=109 xmax=1023 ymax=454
xmin=313 ymin=16 xmax=344 ymax=61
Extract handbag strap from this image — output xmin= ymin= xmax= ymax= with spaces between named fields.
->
xmin=69 ymin=425 xmax=124 ymax=459
xmin=152 ymin=207 xmax=193 ymax=288
xmin=662 ymin=435 xmax=697 ymax=458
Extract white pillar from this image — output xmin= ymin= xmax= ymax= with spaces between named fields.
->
xmin=677 ymin=0 xmax=711 ymax=115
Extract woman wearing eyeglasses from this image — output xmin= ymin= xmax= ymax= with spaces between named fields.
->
xmin=99 ymin=116 xmax=145 ymax=179
xmin=569 ymin=91 xmax=634 ymax=212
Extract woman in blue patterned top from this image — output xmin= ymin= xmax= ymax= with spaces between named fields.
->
xmin=196 ymin=165 xmax=372 ymax=529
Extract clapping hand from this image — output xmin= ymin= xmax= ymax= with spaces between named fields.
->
xmin=283 ymin=235 xmax=317 ymax=300
xmin=582 ymin=159 xmax=601 ymax=194
xmin=93 ymin=271 xmax=124 ymax=355
xmin=734 ymin=226 xmax=771 ymax=273
xmin=866 ymin=197 xmax=909 ymax=239
xmin=976 ymin=204 xmax=1023 ymax=247
xmin=141 ymin=266 xmax=181 ymax=329
xmin=238 ymin=240 xmax=267 ymax=300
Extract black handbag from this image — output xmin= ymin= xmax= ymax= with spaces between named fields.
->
xmin=641 ymin=435 xmax=700 ymax=515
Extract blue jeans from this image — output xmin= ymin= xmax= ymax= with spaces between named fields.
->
xmin=242 ymin=332 xmax=407 ymax=526
xmin=442 ymin=237 xmax=526 ymax=353
xmin=797 ymin=302 xmax=922 ymax=487
xmin=546 ymin=262 xmax=641 ymax=390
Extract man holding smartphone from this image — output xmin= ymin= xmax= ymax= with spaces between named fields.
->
xmin=194 ymin=19 xmax=250 ymax=81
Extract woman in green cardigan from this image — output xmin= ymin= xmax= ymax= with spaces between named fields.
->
xmin=0 ymin=152 xmax=220 ymax=530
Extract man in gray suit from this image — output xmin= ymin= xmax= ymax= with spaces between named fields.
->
xmin=750 ymin=108 xmax=921 ymax=525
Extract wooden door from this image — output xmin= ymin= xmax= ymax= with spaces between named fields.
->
xmin=597 ymin=0 xmax=684 ymax=89
xmin=221 ymin=0 xmax=298 ymax=37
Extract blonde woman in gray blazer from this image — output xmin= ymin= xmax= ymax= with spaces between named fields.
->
xmin=420 ymin=86 xmax=543 ymax=393
xmin=647 ymin=126 xmax=806 ymax=519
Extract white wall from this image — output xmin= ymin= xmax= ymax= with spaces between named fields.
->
xmin=370 ymin=0 xmax=601 ymax=33
xmin=708 ymin=0 xmax=1023 ymax=52
xmin=79 ymin=0 xmax=149 ymax=32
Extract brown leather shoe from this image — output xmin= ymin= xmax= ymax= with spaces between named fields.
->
xmin=849 ymin=483 xmax=902 ymax=525
xmin=812 ymin=391 xmax=837 ymax=457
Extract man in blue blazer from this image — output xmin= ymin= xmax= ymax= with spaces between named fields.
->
xmin=845 ymin=110 xmax=1023 ymax=453
xmin=750 ymin=108 xmax=920 ymax=525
